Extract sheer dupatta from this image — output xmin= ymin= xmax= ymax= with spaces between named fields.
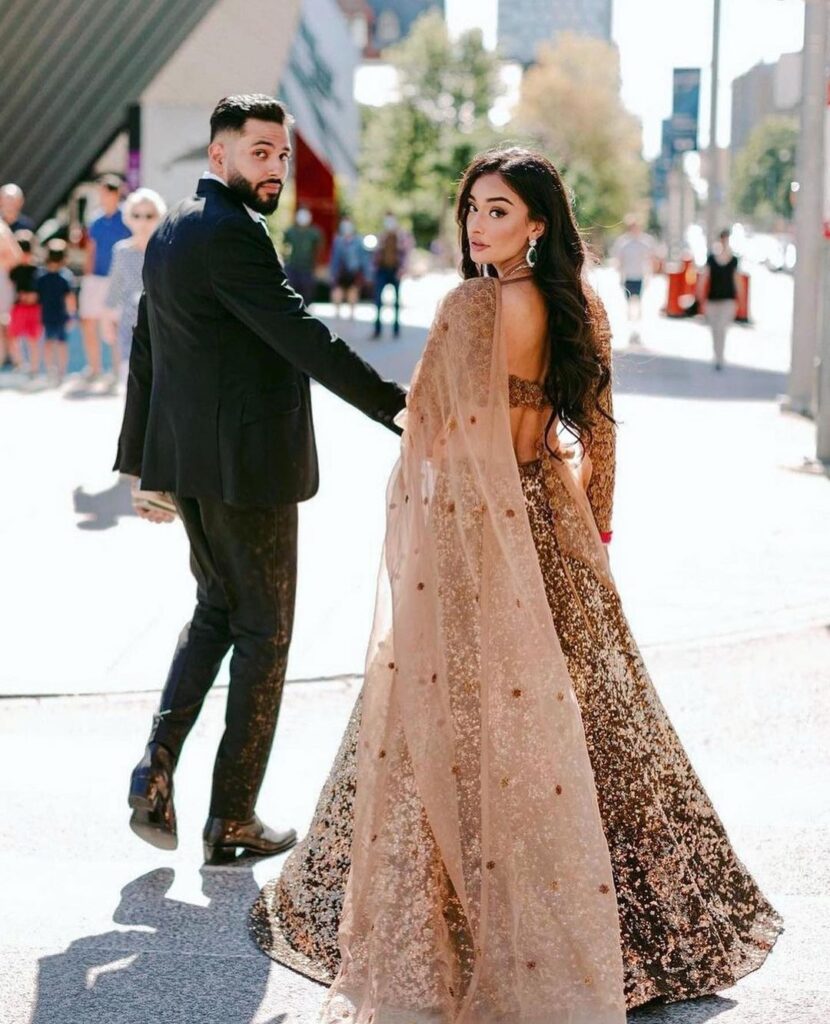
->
xmin=322 ymin=277 xmax=626 ymax=1024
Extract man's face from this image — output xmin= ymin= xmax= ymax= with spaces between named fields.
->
xmin=99 ymin=186 xmax=121 ymax=214
xmin=0 ymin=189 xmax=23 ymax=224
xmin=211 ymin=119 xmax=292 ymax=215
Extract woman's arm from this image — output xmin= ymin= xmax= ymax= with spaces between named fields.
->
xmin=101 ymin=248 xmax=125 ymax=343
xmin=583 ymin=294 xmax=615 ymax=543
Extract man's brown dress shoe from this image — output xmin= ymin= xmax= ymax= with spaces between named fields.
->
xmin=128 ymin=743 xmax=178 ymax=850
xmin=203 ymin=814 xmax=297 ymax=865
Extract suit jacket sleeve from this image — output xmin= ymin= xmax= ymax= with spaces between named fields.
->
xmin=584 ymin=294 xmax=616 ymax=540
xmin=209 ymin=216 xmax=406 ymax=432
xmin=113 ymin=290 xmax=152 ymax=475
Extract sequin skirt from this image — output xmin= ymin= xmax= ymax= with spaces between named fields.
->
xmin=250 ymin=459 xmax=783 ymax=1009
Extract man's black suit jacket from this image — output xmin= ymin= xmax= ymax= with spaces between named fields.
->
xmin=114 ymin=178 xmax=407 ymax=506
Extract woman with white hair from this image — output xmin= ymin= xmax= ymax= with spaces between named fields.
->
xmin=102 ymin=188 xmax=167 ymax=381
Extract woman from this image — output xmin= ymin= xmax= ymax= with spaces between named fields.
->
xmin=101 ymin=188 xmax=166 ymax=380
xmin=251 ymin=149 xmax=782 ymax=1022
xmin=702 ymin=228 xmax=739 ymax=371
xmin=329 ymin=218 xmax=366 ymax=321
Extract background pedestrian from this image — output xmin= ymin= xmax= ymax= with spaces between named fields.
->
xmin=701 ymin=228 xmax=739 ymax=371
xmin=329 ymin=217 xmax=365 ymax=320
xmin=102 ymin=188 xmax=166 ymax=378
xmin=371 ymin=211 xmax=410 ymax=339
xmin=610 ymin=215 xmax=656 ymax=342
xmin=283 ymin=206 xmax=322 ymax=305
xmin=79 ymin=174 xmax=130 ymax=383
xmin=0 ymin=183 xmax=35 ymax=232
xmin=37 ymin=240 xmax=76 ymax=383
xmin=0 ymin=218 xmax=23 ymax=369
xmin=8 ymin=231 xmax=42 ymax=376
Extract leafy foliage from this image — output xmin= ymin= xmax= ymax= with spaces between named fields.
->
xmin=512 ymin=33 xmax=648 ymax=237
xmin=351 ymin=11 xmax=502 ymax=246
xmin=730 ymin=116 xmax=798 ymax=227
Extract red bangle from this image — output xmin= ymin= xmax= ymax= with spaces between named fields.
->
xmin=600 ymin=531 xmax=613 ymax=544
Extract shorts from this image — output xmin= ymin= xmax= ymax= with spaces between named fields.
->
xmin=9 ymin=302 xmax=42 ymax=339
xmin=623 ymin=278 xmax=643 ymax=297
xmin=43 ymin=319 xmax=69 ymax=341
xmin=335 ymin=270 xmax=363 ymax=291
xmin=79 ymin=274 xmax=110 ymax=319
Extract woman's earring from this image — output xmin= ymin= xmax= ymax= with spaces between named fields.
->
xmin=526 ymin=238 xmax=538 ymax=268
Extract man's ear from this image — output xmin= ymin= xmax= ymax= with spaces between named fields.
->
xmin=207 ymin=139 xmax=225 ymax=172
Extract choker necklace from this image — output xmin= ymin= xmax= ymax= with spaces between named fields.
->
xmin=499 ymin=255 xmax=533 ymax=281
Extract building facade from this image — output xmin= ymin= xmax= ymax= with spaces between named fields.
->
xmin=498 ymin=0 xmax=613 ymax=65
xmin=730 ymin=52 xmax=801 ymax=155
xmin=0 ymin=0 xmax=360 ymax=244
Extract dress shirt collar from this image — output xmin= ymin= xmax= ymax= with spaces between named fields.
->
xmin=200 ymin=171 xmax=268 ymax=229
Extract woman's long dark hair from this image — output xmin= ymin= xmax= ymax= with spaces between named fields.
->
xmin=456 ymin=147 xmax=613 ymax=452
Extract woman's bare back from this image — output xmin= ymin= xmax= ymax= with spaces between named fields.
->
xmin=501 ymin=278 xmax=553 ymax=462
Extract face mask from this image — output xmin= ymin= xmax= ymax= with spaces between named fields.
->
xmin=341 ymin=220 xmax=353 ymax=235
xmin=296 ymin=209 xmax=312 ymax=227
xmin=384 ymin=215 xmax=397 ymax=230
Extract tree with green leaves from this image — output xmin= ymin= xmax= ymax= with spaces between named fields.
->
xmin=352 ymin=11 xmax=502 ymax=246
xmin=512 ymin=33 xmax=648 ymax=239
xmin=730 ymin=116 xmax=798 ymax=228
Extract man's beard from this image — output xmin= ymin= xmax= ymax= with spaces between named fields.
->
xmin=225 ymin=169 xmax=282 ymax=215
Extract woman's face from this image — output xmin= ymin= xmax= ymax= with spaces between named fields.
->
xmin=128 ymin=203 xmax=161 ymax=239
xmin=464 ymin=173 xmax=544 ymax=271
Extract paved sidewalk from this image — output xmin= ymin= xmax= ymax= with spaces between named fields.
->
xmin=1 ymin=267 xmax=827 ymax=696
xmin=2 ymin=624 xmax=828 ymax=1023
xmin=2 ymin=264 xmax=829 ymax=1022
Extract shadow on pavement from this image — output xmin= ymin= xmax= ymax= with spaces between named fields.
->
xmin=73 ymin=477 xmax=135 ymax=531
xmin=629 ymin=994 xmax=737 ymax=1022
xmin=615 ymin=349 xmax=786 ymax=402
xmin=62 ymin=378 xmax=120 ymax=401
xmin=31 ymin=867 xmax=280 ymax=1024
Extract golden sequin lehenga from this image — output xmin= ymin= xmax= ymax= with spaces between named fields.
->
xmin=250 ymin=272 xmax=783 ymax=1022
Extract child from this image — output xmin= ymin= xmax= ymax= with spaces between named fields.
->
xmin=8 ymin=231 xmax=42 ymax=376
xmin=37 ymin=241 xmax=77 ymax=383
xmin=37 ymin=241 xmax=77 ymax=382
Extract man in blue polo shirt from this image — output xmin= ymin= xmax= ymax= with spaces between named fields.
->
xmin=79 ymin=175 xmax=131 ymax=383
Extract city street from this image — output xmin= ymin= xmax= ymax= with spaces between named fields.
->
xmin=1 ymin=266 xmax=829 ymax=1023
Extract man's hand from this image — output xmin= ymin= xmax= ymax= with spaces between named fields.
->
xmin=128 ymin=476 xmax=177 ymax=524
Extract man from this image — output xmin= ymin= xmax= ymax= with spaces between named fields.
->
xmin=115 ymin=94 xmax=406 ymax=865
xmin=0 ymin=184 xmax=30 ymax=369
xmin=283 ymin=206 xmax=322 ymax=305
xmin=80 ymin=174 xmax=131 ymax=382
xmin=372 ymin=211 xmax=410 ymax=339
xmin=0 ymin=183 xmax=35 ymax=232
xmin=610 ymin=216 xmax=656 ymax=339
xmin=0 ymin=218 xmax=23 ymax=369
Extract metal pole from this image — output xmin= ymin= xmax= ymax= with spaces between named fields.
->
xmin=788 ymin=0 xmax=828 ymax=416
xmin=705 ymin=0 xmax=722 ymax=248
xmin=818 ymin=3 xmax=830 ymax=460
xmin=818 ymin=248 xmax=830 ymax=460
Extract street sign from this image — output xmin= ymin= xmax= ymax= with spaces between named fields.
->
xmin=671 ymin=67 xmax=701 ymax=155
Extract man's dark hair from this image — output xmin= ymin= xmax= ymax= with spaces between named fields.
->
xmin=98 ymin=173 xmax=122 ymax=191
xmin=15 ymin=230 xmax=33 ymax=253
xmin=46 ymin=239 xmax=67 ymax=263
xmin=210 ymin=94 xmax=294 ymax=141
